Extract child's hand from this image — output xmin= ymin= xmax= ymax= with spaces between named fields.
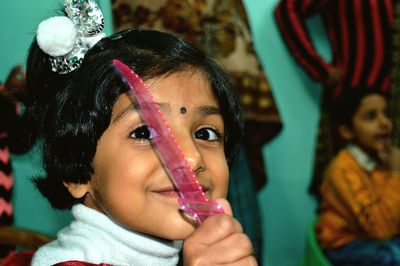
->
xmin=379 ymin=145 xmax=400 ymax=173
xmin=182 ymin=198 xmax=257 ymax=265
xmin=388 ymin=146 xmax=400 ymax=173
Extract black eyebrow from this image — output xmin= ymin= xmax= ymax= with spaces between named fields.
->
xmin=198 ymin=106 xmax=221 ymax=116
xmin=112 ymin=102 xmax=171 ymax=122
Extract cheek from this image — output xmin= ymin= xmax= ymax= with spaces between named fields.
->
xmin=207 ymin=155 xmax=229 ymax=198
xmin=354 ymin=125 xmax=374 ymax=141
xmin=89 ymin=158 xmax=161 ymax=226
xmin=221 ymin=166 xmax=229 ymax=196
xmin=91 ymin=151 xmax=158 ymax=204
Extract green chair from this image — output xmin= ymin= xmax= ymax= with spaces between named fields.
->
xmin=300 ymin=221 xmax=332 ymax=266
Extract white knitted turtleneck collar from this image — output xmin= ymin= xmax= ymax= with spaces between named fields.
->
xmin=32 ymin=204 xmax=182 ymax=266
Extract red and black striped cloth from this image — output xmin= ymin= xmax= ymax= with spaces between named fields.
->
xmin=274 ymin=0 xmax=393 ymax=98
xmin=0 ymin=133 xmax=13 ymax=225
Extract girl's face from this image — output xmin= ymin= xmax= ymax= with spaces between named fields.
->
xmin=342 ymin=94 xmax=392 ymax=157
xmin=78 ymin=70 xmax=228 ymax=240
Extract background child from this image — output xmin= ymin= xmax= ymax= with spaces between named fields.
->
xmin=4 ymin=0 xmax=256 ymax=265
xmin=316 ymin=87 xmax=400 ymax=265
xmin=274 ymin=0 xmax=394 ymax=199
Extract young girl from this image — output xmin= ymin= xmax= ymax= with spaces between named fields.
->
xmin=316 ymin=87 xmax=400 ymax=265
xmin=4 ymin=1 xmax=256 ymax=265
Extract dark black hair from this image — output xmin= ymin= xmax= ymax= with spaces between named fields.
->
xmin=24 ymin=29 xmax=244 ymax=209
xmin=330 ymin=87 xmax=390 ymax=128
xmin=328 ymin=86 xmax=390 ymax=153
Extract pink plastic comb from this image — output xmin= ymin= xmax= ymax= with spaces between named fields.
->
xmin=113 ymin=59 xmax=224 ymax=224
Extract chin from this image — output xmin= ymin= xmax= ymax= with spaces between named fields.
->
xmin=372 ymin=145 xmax=388 ymax=155
xmin=155 ymin=217 xmax=197 ymax=240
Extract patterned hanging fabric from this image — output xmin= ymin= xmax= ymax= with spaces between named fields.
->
xmin=0 ymin=96 xmax=18 ymax=258
xmin=0 ymin=130 xmax=13 ymax=258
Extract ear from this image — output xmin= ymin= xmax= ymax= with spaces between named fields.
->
xmin=338 ymin=125 xmax=354 ymax=142
xmin=63 ymin=182 xmax=90 ymax=199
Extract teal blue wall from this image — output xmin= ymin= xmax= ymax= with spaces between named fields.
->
xmin=0 ymin=1 xmax=330 ymax=265
xmin=242 ymin=1 xmax=330 ymax=265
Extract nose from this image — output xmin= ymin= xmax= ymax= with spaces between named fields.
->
xmin=380 ymin=113 xmax=392 ymax=129
xmin=177 ymin=133 xmax=205 ymax=174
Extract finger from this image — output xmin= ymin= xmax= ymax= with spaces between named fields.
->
xmin=205 ymin=232 xmax=254 ymax=264
xmin=222 ymin=255 xmax=258 ymax=266
xmin=215 ymin=198 xmax=232 ymax=216
xmin=186 ymin=214 xmax=243 ymax=246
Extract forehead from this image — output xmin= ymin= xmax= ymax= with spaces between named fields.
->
xmin=145 ymin=70 xmax=217 ymax=104
xmin=358 ymin=94 xmax=387 ymax=111
xmin=112 ymin=69 xmax=219 ymax=115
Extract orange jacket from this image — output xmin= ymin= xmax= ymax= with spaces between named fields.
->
xmin=316 ymin=147 xmax=400 ymax=250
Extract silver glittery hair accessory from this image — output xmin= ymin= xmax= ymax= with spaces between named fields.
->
xmin=36 ymin=0 xmax=106 ymax=74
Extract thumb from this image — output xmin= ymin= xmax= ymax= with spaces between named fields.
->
xmin=214 ymin=198 xmax=233 ymax=216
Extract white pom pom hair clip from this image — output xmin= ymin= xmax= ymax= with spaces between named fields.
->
xmin=36 ymin=0 xmax=106 ymax=74
xmin=37 ymin=16 xmax=77 ymax=57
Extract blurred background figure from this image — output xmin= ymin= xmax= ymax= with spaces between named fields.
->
xmin=274 ymin=0 xmax=394 ymax=199
xmin=0 ymin=65 xmax=34 ymax=258
xmin=316 ymin=87 xmax=400 ymax=266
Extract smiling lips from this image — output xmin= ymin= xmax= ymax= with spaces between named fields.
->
xmin=375 ymin=132 xmax=391 ymax=142
xmin=156 ymin=187 xmax=180 ymax=197
xmin=155 ymin=186 xmax=209 ymax=197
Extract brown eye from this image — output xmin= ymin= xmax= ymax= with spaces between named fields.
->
xmin=364 ymin=111 xmax=377 ymax=121
xmin=130 ymin=125 xmax=153 ymax=140
xmin=195 ymin=127 xmax=221 ymax=141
